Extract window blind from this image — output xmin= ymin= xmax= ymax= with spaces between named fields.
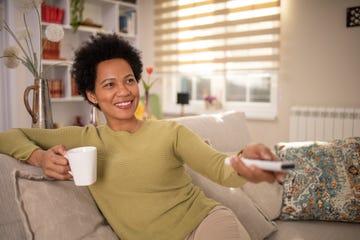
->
xmin=154 ymin=0 xmax=280 ymax=74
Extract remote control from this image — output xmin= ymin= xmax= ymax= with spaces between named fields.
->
xmin=224 ymin=157 xmax=295 ymax=172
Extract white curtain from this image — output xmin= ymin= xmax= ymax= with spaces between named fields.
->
xmin=0 ymin=0 xmax=14 ymax=131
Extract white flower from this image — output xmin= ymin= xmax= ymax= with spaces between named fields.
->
xmin=3 ymin=46 xmax=20 ymax=57
xmin=4 ymin=57 xmax=20 ymax=69
xmin=3 ymin=46 xmax=20 ymax=69
xmin=1 ymin=2 xmax=42 ymax=77
xmin=45 ymin=24 xmax=64 ymax=42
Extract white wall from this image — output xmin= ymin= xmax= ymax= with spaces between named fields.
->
xmin=138 ymin=0 xmax=360 ymax=147
xmin=246 ymin=0 xmax=360 ymax=147
xmin=137 ymin=0 xmax=162 ymax=96
xmin=138 ymin=0 xmax=154 ymax=68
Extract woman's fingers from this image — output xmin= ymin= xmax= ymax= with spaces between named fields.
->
xmin=230 ymin=154 xmax=281 ymax=183
xmin=41 ymin=145 xmax=72 ymax=180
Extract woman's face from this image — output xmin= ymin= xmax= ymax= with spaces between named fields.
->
xmin=86 ymin=58 xmax=139 ymax=127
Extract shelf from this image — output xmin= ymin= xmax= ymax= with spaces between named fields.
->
xmin=51 ymin=96 xmax=84 ymax=103
xmin=61 ymin=24 xmax=108 ymax=33
xmin=42 ymin=59 xmax=73 ymax=66
xmin=41 ymin=22 xmax=65 ymax=27
xmin=118 ymin=1 xmax=137 ymax=8
xmin=118 ymin=32 xmax=137 ymax=39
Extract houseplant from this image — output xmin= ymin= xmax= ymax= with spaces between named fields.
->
xmin=70 ymin=0 xmax=84 ymax=32
xmin=141 ymin=66 xmax=159 ymax=119
xmin=1 ymin=0 xmax=64 ymax=128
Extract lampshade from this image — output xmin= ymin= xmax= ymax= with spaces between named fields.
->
xmin=177 ymin=92 xmax=189 ymax=105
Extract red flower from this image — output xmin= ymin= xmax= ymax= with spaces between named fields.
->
xmin=142 ymin=66 xmax=158 ymax=92
xmin=146 ymin=66 xmax=153 ymax=75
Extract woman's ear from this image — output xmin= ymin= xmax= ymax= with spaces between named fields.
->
xmin=86 ymin=91 xmax=98 ymax=105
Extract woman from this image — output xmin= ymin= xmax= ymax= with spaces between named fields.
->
xmin=0 ymin=33 xmax=283 ymax=240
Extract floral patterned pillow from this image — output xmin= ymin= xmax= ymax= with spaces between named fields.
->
xmin=275 ymin=137 xmax=360 ymax=222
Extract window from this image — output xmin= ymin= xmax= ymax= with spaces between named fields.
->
xmin=154 ymin=0 xmax=280 ymax=119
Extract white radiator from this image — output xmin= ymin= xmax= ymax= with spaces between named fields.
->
xmin=289 ymin=106 xmax=360 ymax=141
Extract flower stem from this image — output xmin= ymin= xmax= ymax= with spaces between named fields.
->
xmin=3 ymin=21 xmax=38 ymax=77
xmin=23 ymin=13 xmax=37 ymax=73
xmin=34 ymin=4 xmax=42 ymax=76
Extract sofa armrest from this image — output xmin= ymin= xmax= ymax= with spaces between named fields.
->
xmin=0 ymin=153 xmax=43 ymax=239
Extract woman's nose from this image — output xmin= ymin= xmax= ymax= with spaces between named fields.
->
xmin=115 ymin=83 xmax=130 ymax=96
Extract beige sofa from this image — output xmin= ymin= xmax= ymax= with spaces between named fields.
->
xmin=0 ymin=111 xmax=359 ymax=240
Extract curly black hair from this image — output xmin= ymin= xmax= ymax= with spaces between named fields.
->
xmin=71 ymin=33 xmax=143 ymax=107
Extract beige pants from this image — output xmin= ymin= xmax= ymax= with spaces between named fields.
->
xmin=184 ymin=206 xmax=251 ymax=240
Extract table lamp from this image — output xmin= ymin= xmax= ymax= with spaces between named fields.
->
xmin=177 ymin=92 xmax=189 ymax=116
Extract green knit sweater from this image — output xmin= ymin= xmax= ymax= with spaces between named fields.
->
xmin=0 ymin=120 xmax=246 ymax=240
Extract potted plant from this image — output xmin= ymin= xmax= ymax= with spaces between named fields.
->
xmin=70 ymin=0 xmax=84 ymax=32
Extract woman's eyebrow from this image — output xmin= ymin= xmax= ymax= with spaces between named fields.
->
xmin=124 ymin=73 xmax=135 ymax=79
xmin=98 ymin=73 xmax=134 ymax=83
xmin=99 ymin=77 xmax=116 ymax=84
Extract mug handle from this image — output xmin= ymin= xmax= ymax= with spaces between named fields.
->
xmin=64 ymin=153 xmax=73 ymax=177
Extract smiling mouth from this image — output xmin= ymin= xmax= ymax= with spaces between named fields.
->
xmin=115 ymin=100 xmax=133 ymax=109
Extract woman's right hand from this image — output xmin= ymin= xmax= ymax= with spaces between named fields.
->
xmin=28 ymin=145 xmax=72 ymax=180
xmin=229 ymin=143 xmax=286 ymax=184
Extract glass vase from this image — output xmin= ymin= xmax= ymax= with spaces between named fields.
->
xmin=143 ymin=90 xmax=152 ymax=120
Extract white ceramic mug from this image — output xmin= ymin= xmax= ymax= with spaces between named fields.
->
xmin=66 ymin=146 xmax=97 ymax=186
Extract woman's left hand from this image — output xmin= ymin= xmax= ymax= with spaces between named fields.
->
xmin=229 ymin=143 xmax=286 ymax=183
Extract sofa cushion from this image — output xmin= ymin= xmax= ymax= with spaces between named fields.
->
xmin=13 ymin=170 xmax=119 ymax=240
xmin=275 ymin=137 xmax=360 ymax=222
xmin=268 ymin=220 xmax=360 ymax=240
xmin=185 ymin=166 xmax=277 ymax=240
xmin=173 ymin=111 xmax=251 ymax=153
xmin=242 ymin=181 xmax=283 ymax=221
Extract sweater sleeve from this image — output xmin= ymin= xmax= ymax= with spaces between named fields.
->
xmin=173 ymin=124 xmax=247 ymax=187
xmin=0 ymin=125 xmax=95 ymax=161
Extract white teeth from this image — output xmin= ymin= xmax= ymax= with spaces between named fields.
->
xmin=115 ymin=101 xmax=131 ymax=106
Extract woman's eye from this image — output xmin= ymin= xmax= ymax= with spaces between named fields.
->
xmin=126 ymin=78 xmax=136 ymax=84
xmin=104 ymin=82 xmax=114 ymax=88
